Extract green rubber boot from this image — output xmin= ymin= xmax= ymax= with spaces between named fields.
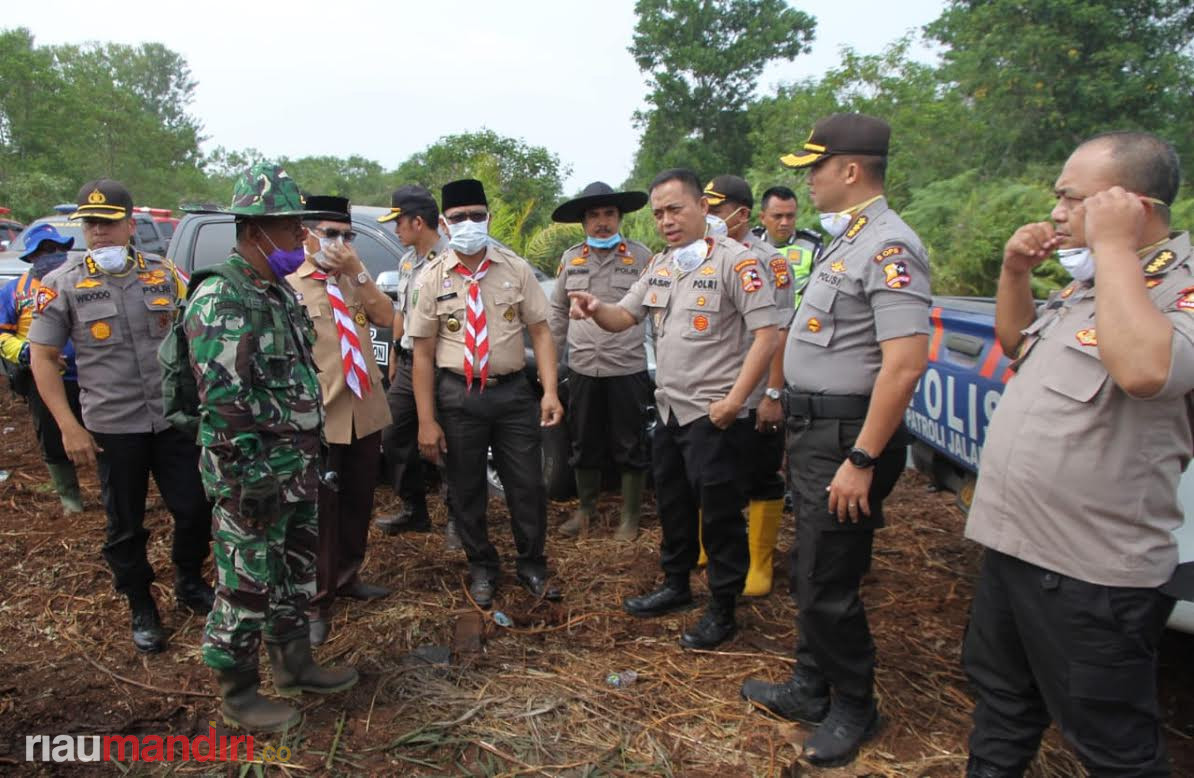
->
xmin=266 ymin=638 xmax=359 ymax=698
xmin=615 ymin=470 xmax=646 ymax=540
xmin=47 ymin=462 xmax=83 ymax=514
xmin=216 ymin=667 xmax=301 ymax=733
xmin=560 ymin=468 xmax=602 ymax=537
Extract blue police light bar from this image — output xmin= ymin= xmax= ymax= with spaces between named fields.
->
xmin=52 ymin=203 xmax=76 ymax=214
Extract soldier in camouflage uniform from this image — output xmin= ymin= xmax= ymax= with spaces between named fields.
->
xmin=182 ymin=163 xmax=358 ymax=733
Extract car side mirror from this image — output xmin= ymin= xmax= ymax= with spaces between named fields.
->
xmin=376 ymin=270 xmax=401 ymax=300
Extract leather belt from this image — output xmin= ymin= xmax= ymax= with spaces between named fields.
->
xmin=782 ymin=389 xmax=870 ymax=420
xmin=439 ymin=370 xmax=524 ymax=388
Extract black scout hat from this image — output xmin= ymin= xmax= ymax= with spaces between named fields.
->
xmin=378 ymin=185 xmax=437 ymax=223
xmin=441 ymin=179 xmax=488 ymax=212
xmin=304 ymin=195 xmax=351 ymax=222
xmin=703 ymin=175 xmax=754 ymax=209
xmin=780 ymin=113 xmax=891 ymax=169
xmin=70 ymin=179 xmax=134 ymax=221
xmin=551 ymin=181 xmax=649 ymax=223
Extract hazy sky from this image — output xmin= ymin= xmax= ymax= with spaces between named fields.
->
xmin=6 ymin=0 xmax=944 ymax=193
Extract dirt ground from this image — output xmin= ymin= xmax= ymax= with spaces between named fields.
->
xmin=0 ymin=389 xmax=1191 ymax=777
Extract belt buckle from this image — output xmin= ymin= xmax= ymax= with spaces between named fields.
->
xmin=485 ymin=376 xmax=499 ymax=387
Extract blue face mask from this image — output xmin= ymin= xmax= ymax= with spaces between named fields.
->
xmin=258 ymin=230 xmax=306 ymax=278
xmin=586 ymin=233 xmax=622 ymax=250
xmin=32 ymin=251 xmax=69 ymax=280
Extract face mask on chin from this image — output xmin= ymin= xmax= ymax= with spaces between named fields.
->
xmin=818 ymin=211 xmax=853 ymax=238
xmin=673 ymin=239 xmax=709 ymax=273
xmin=91 ymin=245 xmax=129 ymax=272
xmin=1057 ymin=247 xmax=1095 ymax=282
xmin=586 ymin=232 xmax=622 ymax=250
xmin=257 ymin=230 xmax=306 ymax=278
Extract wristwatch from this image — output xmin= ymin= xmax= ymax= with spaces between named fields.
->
xmin=847 ymin=446 xmax=876 ymax=469
xmin=354 ymin=269 xmax=371 ymax=285
xmin=764 ymin=387 xmax=782 ymax=401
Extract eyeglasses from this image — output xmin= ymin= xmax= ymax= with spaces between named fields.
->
xmin=311 ymin=226 xmax=356 ymax=243
xmin=444 ymin=210 xmax=489 ymax=225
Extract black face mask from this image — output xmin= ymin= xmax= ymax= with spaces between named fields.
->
xmin=32 ymin=251 xmax=69 ymax=280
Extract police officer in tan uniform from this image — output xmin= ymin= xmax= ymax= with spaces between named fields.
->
xmin=408 ymin=179 xmax=564 ymax=609
xmin=569 ymin=168 xmax=778 ymax=649
xmin=288 ymin=195 xmax=394 ymax=645
xmin=704 ymin=175 xmax=792 ymax=597
xmin=548 ymin=182 xmax=652 ymax=540
xmin=375 ymin=186 xmax=459 ymax=546
xmin=962 ymin=132 xmax=1191 ymax=778
xmin=28 ymin=179 xmax=213 ymax=654
xmin=740 ymin=115 xmax=930 ymax=768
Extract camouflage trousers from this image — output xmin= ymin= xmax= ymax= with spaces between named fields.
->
xmin=201 ymin=499 xmax=318 ymax=671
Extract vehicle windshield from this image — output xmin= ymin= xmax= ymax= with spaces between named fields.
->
xmin=12 ymin=219 xmax=87 ymax=251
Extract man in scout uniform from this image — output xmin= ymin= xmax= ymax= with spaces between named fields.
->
xmin=547 ymin=181 xmax=652 ymax=540
xmin=962 ymin=132 xmax=1191 ymax=777
xmin=183 ymin=164 xmax=357 ymax=732
xmin=28 ymin=179 xmax=213 ymax=654
xmin=568 ymin=168 xmax=778 ymax=649
xmin=755 ymin=185 xmax=822 ymax=310
xmin=0 ymin=224 xmax=84 ymax=514
xmin=740 ymin=114 xmax=930 ymax=768
xmin=288 ymin=195 xmax=394 ymax=646
xmin=374 ymin=185 xmax=462 ymax=549
xmin=704 ymin=175 xmax=791 ymax=596
xmin=408 ymin=178 xmax=564 ymax=609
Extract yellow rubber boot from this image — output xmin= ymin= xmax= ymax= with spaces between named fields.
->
xmin=696 ymin=511 xmax=708 ymax=568
xmin=742 ymin=499 xmax=783 ymax=597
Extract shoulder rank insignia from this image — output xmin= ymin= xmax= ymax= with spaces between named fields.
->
xmin=1144 ymin=249 xmax=1177 ymax=276
xmin=1059 ymin=283 xmax=1077 ymax=299
xmin=76 ymin=278 xmax=103 ymax=289
xmin=845 ymin=215 xmax=868 ymax=240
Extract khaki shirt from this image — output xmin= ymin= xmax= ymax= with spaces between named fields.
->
xmin=784 ymin=197 xmax=931 ymax=394
xmin=396 ymin=234 xmax=449 ymax=351
xmin=407 ymin=243 xmax=549 ymax=376
xmin=548 ymin=239 xmax=651 ymax=376
xmin=28 ymin=248 xmax=184 ymax=434
xmin=618 ymin=236 xmax=775 ymax=426
xmin=287 ymin=259 xmax=392 ymax=445
xmin=966 ymin=232 xmax=1194 ymax=589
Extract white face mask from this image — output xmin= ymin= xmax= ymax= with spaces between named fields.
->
xmin=311 ymin=236 xmax=342 ymax=270
xmin=1057 ymin=247 xmax=1095 ymax=282
xmin=91 ymin=245 xmax=129 ymax=272
xmin=819 ymin=211 xmax=853 ymax=238
xmin=705 ymin=213 xmax=728 ymax=238
xmin=673 ymin=239 xmax=709 ymax=273
xmin=446 ymin=217 xmax=489 ymax=255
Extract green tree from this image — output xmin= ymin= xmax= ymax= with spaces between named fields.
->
xmin=627 ymin=0 xmax=816 ymax=184
xmin=278 ymin=154 xmax=390 ymax=205
xmin=925 ymin=0 xmax=1194 ymax=177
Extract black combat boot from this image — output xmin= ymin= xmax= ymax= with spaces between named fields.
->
xmin=127 ymin=588 xmax=166 ymax=653
xmin=266 ymin=637 xmax=359 ymax=698
xmin=216 ymin=667 xmax=300 ymax=732
xmin=679 ymin=598 xmax=737 ymax=649
xmin=740 ymin=665 xmax=830 ymax=724
xmin=966 ymin=754 xmax=1021 ymax=777
xmin=175 ymin=568 xmax=215 ymax=614
xmin=802 ymin=695 xmax=881 ymax=768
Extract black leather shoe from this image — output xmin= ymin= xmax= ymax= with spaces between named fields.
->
xmin=175 ymin=572 xmax=215 ymax=615
xmin=338 ymin=580 xmax=392 ymax=601
xmin=309 ymin=615 xmax=330 ymax=646
xmin=966 ymin=755 xmax=1019 ymax=778
xmin=679 ymin=604 xmax=737 ymax=649
xmin=517 ymin=572 xmax=562 ymax=601
xmin=375 ymin=503 xmax=431 ymax=535
xmin=803 ymin=697 xmax=880 ymax=768
xmin=128 ymin=590 xmax=166 ymax=654
xmin=623 ymin=581 xmax=694 ymax=617
xmin=469 ymin=577 xmax=495 ymax=609
xmin=741 ymin=668 xmax=830 ymax=724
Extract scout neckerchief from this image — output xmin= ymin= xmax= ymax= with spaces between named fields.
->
xmin=311 ymin=270 xmax=370 ymax=399
xmin=452 ymin=258 xmax=492 ymax=391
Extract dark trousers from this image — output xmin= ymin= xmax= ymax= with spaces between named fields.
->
xmin=436 ymin=372 xmax=546 ymax=580
xmin=311 ymin=429 xmax=381 ymax=614
xmin=654 ymin=413 xmax=752 ymax=601
xmin=964 ymin=549 xmax=1174 ymax=776
xmin=786 ymin=415 xmax=905 ymax=702
xmin=29 ymin=380 xmax=81 ymax=466
xmin=383 ymin=354 xmax=427 ymax=508
xmin=746 ymin=409 xmax=785 ymax=501
xmin=567 ymin=371 xmax=651 ymax=471
xmin=91 ymin=426 xmax=212 ymax=594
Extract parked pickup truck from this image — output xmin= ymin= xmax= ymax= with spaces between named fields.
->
xmin=906 ymin=296 xmax=1194 ymax=632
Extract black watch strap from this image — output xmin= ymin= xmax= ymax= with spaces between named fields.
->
xmin=847 ymin=446 xmax=876 ymax=468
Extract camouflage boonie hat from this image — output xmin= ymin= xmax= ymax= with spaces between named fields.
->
xmin=182 ymin=162 xmax=343 ymax=219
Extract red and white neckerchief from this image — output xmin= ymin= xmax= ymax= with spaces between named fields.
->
xmin=311 ymin=271 xmax=370 ymax=399
xmin=452 ymin=258 xmax=492 ymax=391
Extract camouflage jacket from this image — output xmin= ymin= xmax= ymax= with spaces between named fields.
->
xmin=183 ymin=253 xmax=324 ymax=506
